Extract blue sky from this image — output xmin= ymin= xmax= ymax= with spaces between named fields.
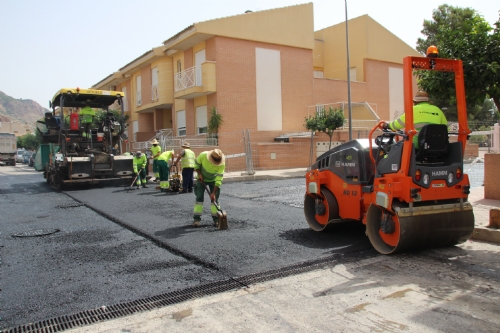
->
xmin=0 ymin=0 xmax=498 ymax=108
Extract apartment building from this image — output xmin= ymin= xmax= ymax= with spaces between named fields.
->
xmin=93 ymin=3 xmax=420 ymax=170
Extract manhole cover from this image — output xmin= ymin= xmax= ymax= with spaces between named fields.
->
xmin=12 ymin=229 xmax=60 ymax=237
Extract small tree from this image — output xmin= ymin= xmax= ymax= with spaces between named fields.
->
xmin=207 ymin=107 xmax=223 ymax=145
xmin=305 ymin=107 xmax=345 ymax=149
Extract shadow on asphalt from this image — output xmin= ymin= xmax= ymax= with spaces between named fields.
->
xmin=154 ymin=224 xmax=218 ymax=239
xmin=279 ymin=221 xmax=371 ymax=252
xmin=0 ymin=182 xmax=53 ymax=194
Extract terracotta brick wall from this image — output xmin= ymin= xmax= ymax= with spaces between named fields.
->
xmin=312 ymin=59 xmax=409 ymax=121
xmin=184 ymin=49 xmax=193 ymax=69
xmin=141 ymin=66 xmax=152 ymax=104
xmin=138 ymin=113 xmax=154 ymax=132
xmin=213 ymin=36 xmax=313 ymax=141
xmin=484 ymin=153 xmax=500 ymax=200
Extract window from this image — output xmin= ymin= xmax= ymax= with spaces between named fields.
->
xmin=132 ymin=120 xmax=138 ymax=141
xmin=194 ymin=50 xmax=205 ymax=85
xmin=313 ymin=70 xmax=324 ymax=78
xmin=122 ymin=87 xmax=128 ymax=111
xmin=316 ymin=105 xmax=325 ymax=116
xmin=196 ymin=105 xmax=208 ymax=135
xmin=177 ymin=110 xmax=186 ymax=136
xmin=151 ymin=67 xmax=159 ymax=101
xmin=136 ymin=75 xmax=142 ymax=106
xmin=349 ymin=67 xmax=356 ymax=81
xmin=177 ymin=60 xmax=182 ymax=73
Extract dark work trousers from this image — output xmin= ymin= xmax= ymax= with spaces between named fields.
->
xmin=182 ymin=168 xmax=194 ymax=192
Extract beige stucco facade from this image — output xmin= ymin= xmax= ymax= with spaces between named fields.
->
xmin=93 ymin=2 xmax=420 ymax=152
xmin=0 ymin=122 xmax=31 ymax=136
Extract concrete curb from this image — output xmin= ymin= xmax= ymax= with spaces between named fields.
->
xmin=471 ymin=227 xmax=500 ymax=244
xmin=223 ymin=170 xmax=306 ymax=183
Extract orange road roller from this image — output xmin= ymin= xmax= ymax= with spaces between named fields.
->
xmin=304 ymin=49 xmax=474 ymax=254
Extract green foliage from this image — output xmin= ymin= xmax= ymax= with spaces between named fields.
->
xmin=16 ymin=133 xmax=40 ymax=150
xmin=416 ymin=5 xmax=500 ymax=113
xmin=304 ymin=107 xmax=345 ymax=149
xmin=208 ymin=107 xmax=223 ymax=134
xmin=207 ymin=107 xmax=223 ymax=145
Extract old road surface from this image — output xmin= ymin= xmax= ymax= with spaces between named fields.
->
xmin=1 ymin=164 xmax=499 ymax=333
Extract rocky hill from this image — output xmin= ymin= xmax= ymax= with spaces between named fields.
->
xmin=0 ymin=91 xmax=48 ymax=131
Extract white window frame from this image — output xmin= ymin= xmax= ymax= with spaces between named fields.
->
xmin=151 ymin=67 xmax=159 ymax=102
xmin=136 ymin=75 xmax=142 ymax=106
xmin=313 ymin=70 xmax=324 ymax=78
xmin=177 ymin=110 xmax=186 ymax=137
xmin=316 ymin=105 xmax=325 ymax=116
xmin=122 ymin=87 xmax=128 ymax=111
xmin=194 ymin=50 xmax=205 ymax=86
xmin=349 ymin=67 xmax=357 ymax=82
xmin=196 ymin=105 xmax=208 ymax=135
xmin=132 ymin=120 xmax=138 ymax=141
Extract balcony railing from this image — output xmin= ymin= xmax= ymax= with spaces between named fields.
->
xmin=136 ymin=91 xmax=142 ymax=106
xmin=174 ymin=66 xmax=202 ymax=92
xmin=151 ymin=84 xmax=158 ymax=102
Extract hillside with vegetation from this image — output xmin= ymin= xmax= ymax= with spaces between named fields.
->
xmin=0 ymin=90 xmax=48 ymax=130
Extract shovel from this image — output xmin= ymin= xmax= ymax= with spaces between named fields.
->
xmin=126 ymin=168 xmax=142 ymax=191
xmin=202 ymin=181 xmax=228 ymax=230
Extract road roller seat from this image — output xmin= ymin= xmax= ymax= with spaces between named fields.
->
xmin=415 ymin=124 xmax=449 ymax=163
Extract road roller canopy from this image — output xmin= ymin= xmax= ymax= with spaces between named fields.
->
xmin=50 ymin=88 xmax=124 ymax=109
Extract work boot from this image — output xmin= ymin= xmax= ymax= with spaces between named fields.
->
xmin=193 ymin=220 xmax=201 ymax=227
xmin=136 ymin=185 xmax=140 ymax=190
xmin=213 ymin=220 xmax=219 ymax=228
xmin=143 ymin=184 xmax=148 ymax=188
xmin=178 ymin=190 xmax=187 ymax=194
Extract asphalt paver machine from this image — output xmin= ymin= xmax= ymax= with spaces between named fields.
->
xmin=304 ymin=48 xmax=475 ymax=254
xmin=34 ymin=88 xmax=134 ymax=189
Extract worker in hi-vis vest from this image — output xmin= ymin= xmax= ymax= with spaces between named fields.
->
xmin=150 ymin=139 xmax=162 ymax=182
xmin=157 ymin=150 xmax=174 ymax=192
xmin=383 ymin=91 xmax=447 ymax=147
xmin=173 ymin=142 xmax=196 ymax=194
xmin=133 ymin=151 xmax=148 ymax=189
xmin=192 ymin=149 xmax=225 ymax=227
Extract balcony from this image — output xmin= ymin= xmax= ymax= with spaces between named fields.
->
xmin=174 ymin=62 xmax=216 ymax=100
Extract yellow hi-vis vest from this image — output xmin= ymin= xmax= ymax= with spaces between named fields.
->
xmin=150 ymin=145 xmax=161 ymax=160
xmin=158 ymin=150 xmax=174 ymax=162
xmin=194 ymin=151 xmax=225 ymax=187
xmin=181 ymin=149 xmax=196 ymax=169
xmin=388 ymin=102 xmax=447 ymax=146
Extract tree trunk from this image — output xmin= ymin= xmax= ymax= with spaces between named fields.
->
xmin=493 ymin=96 xmax=500 ymax=118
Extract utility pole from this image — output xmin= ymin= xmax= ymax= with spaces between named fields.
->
xmin=345 ymin=0 xmax=353 ymax=141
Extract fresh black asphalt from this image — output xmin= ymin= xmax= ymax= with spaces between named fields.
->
xmin=0 ymin=166 xmax=372 ymax=328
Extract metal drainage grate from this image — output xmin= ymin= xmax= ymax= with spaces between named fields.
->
xmin=55 ymin=203 xmax=85 ymax=209
xmin=2 ymin=251 xmax=374 ymax=333
xmin=12 ymin=229 xmax=60 ymax=238
xmin=2 ymin=278 xmax=242 ymax=333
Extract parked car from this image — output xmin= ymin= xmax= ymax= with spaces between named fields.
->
xmin=29 ymin=152 xmax=35 ymax=167
xmin=23 ymin=151 xmax=33 ymax=164
xmin=16 ymin=149 xmax=26 ymax=163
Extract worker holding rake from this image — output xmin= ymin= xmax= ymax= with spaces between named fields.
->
xmin=133 ymin=151 xmax=148 ymax=189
